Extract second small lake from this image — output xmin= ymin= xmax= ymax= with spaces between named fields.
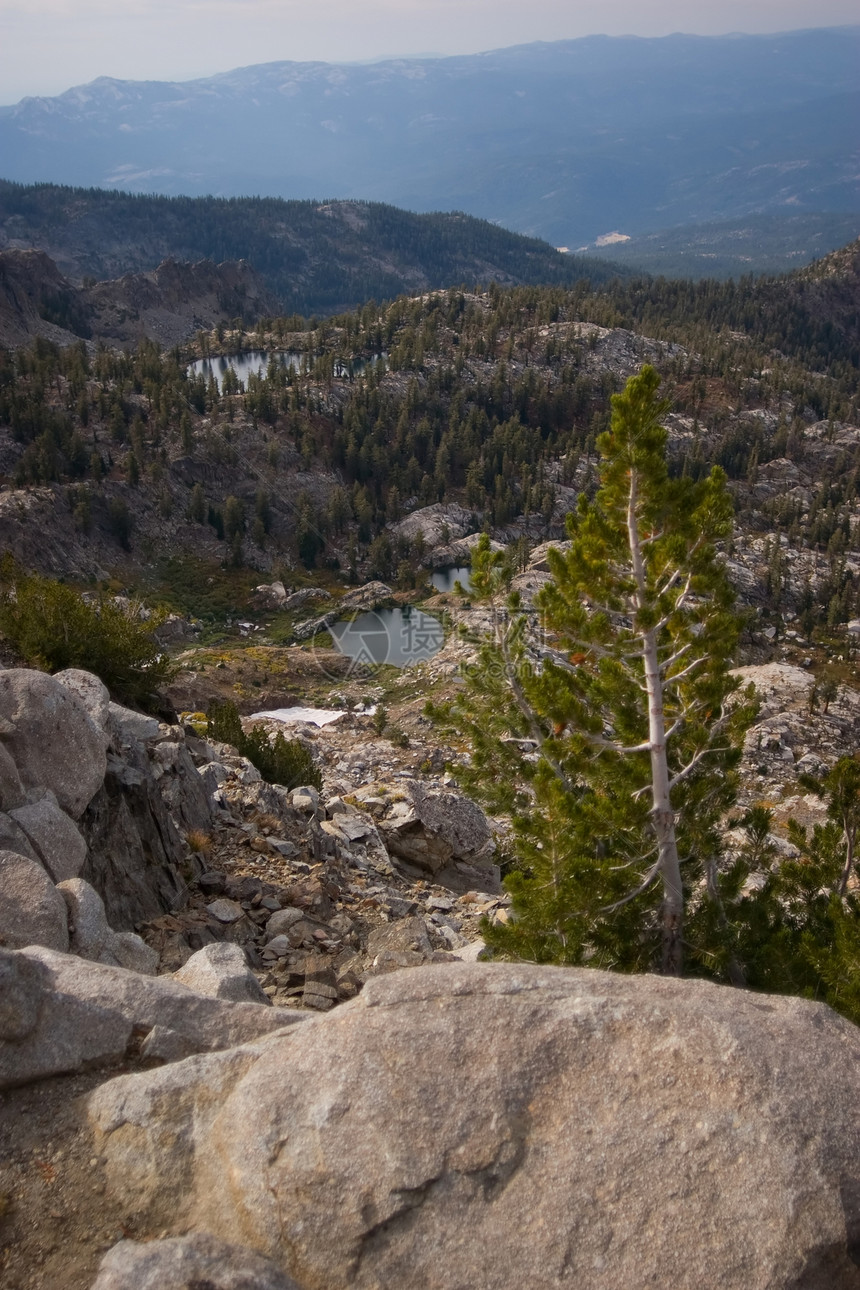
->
xmin=330 ymin=607 xmax=445 ymax=668
xmin=430 ymin=566 xmax=472 ymax=594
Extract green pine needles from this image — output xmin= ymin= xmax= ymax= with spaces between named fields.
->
xmin=0 ymin=557 xmax=175 ymax=708
xmin=432 ymin=365 xmax=758 ymax=976
xmin=207 ymin=698 xmax=322 ymax=793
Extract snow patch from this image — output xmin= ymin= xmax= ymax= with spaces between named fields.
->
xmin=250 ymin=706 xmax=347 ymax=727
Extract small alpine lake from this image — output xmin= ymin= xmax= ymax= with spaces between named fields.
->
xmin=329 ymin=606 xmax=445 ymax=668
xmin=188 ymin=350 xmax=386 ymax=392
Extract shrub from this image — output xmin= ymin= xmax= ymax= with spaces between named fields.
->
xmin=206 ymin=696 xmax=244 ymax=746
xmin=206 ymin=698 xmax=322 ymax=791
xmin=372 ymin=703 xmax=388 ymax=735
xmin=0 ymin=559 xmax=174 ymax=708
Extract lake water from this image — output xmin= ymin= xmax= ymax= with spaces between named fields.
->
xmin=188 ymin=350 xmax=385 ymax=392
xmin=330 ymin=607 xmax=444 ymax=668
xmin=430 ymin=566 xmax=472 ymax=593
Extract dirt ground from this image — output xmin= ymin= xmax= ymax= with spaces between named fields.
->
xmin=0 ymin=1061 xmax=161 ymax=1290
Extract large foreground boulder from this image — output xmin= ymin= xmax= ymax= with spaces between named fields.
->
xmin=88 ymin=963 xmax=860 ymax=1289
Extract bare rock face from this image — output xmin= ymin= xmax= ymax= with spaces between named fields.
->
xmin=90 ymin=1234 xmax=300 ymax=1290
xmin=150 ymin=738 xmax=214 ymax=835
xmin=0 ymin=851 xmax=69 ymax=952
xmin=9 ymin=789 xmax=88 ymax=883
xmin=79 ymin=742 xmax=192 ymax=930
xmin=389 ymin=503 xmax=474 ymax=548
xmin=0 ymin=668 xmax=107 ymax=817
xmin=87 ymin=963 xmax=860 ymax=1289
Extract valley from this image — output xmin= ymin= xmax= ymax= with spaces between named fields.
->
xmin=1 ymin=165 xmax=860 ymax=1283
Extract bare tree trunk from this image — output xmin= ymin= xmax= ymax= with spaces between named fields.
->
xmin=837 ymin=824 xmax=855 ymax=898
xmin=643 ymin=625 xmax=684 ymax=976
xmin=627 ymin=470 xmax=684 ymax=976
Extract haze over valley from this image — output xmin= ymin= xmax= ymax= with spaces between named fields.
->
xmin=1 ymin=29 xmax=858 ymax=273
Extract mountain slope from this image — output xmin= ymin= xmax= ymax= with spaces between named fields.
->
xmin=0 ymin=185 xmax=623 ymax=315
xmin=0 ymin=249 xmax=279 ymax=349
xmin=1 ymin=30 xmax=858 ymax=249
xmin=584 ymin=213 xmax=860 ymax=280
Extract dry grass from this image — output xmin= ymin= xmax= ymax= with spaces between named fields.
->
xmin=185 ymin=829 xmax=212 ymax=855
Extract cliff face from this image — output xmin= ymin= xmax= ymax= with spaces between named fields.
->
xmin=0 ymin=249 xmax=278 ymax=349
xmin=0 ymin=249 xmax=87 ymax=349
xmin=83 ymin=258 xmax=280 ymax=346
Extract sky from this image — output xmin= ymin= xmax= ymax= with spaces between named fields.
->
xmin=0 ymin=0 xmax=857 ymax=105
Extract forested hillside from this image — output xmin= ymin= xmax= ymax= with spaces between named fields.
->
xmin=0 ymin=238 xmax=858 ymax=638
xmin=0 ymin=183 xmax=621 ymax=316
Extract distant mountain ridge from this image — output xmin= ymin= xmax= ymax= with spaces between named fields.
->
xmin=1 ymin=29 xmax=858 ymax=250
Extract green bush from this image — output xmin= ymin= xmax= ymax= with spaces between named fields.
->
xmin=0 ymin=560 xmax=174 ymax=708
xmin=206 ymin=696 xmax=244 ymax=746
xmin=207 ymin=698 xmax=322 ymax=791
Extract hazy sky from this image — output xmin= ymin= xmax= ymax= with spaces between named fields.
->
xmin=1 ymin=0 xmax=857 ymax=105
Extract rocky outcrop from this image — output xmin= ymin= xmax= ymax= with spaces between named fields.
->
xmin=0 ymin=945 xmax=304 ymax=1090
xmin=0 ymin=668 xmax=106 ymax=817
xmin=252 ymin=582 xmax=331 ymax=613
xmin=87 ymin=962 xmax=860 ymax=1290
xmin=75 ymin=696 xmax=218 ymax=931
xmin=0 ymin=666 xmax=220 ymax=986
xmin=350 ymin=778 xmax=497 ymax=884
xmin=0 ymin=851 xmax=69 ymax=952
xmin=389 ymin=503 xmax=475 ymax=549
xmin=0 ymin=248 xmax=280 ymax=350
xmin=293 ymin=580 xmax=394 ymax=641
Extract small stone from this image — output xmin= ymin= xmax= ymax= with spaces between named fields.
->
xmin=198 ymin=872 xmax=228 ymax=896
xmin=292 ymin=786 xmax=319 ymax=812
xmin=265 ymin=935 xmax=292 ymax=958
xmin=268 ymin=839 xmax=299 ymax=857
xmin=265 ymin=908 xmax=304 ymax=939
xmin=205 ymin=899 xmax=244 ymax=924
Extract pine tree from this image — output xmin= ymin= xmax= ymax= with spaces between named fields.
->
xmin=433 ymin=366 xmax=756 ymax=976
